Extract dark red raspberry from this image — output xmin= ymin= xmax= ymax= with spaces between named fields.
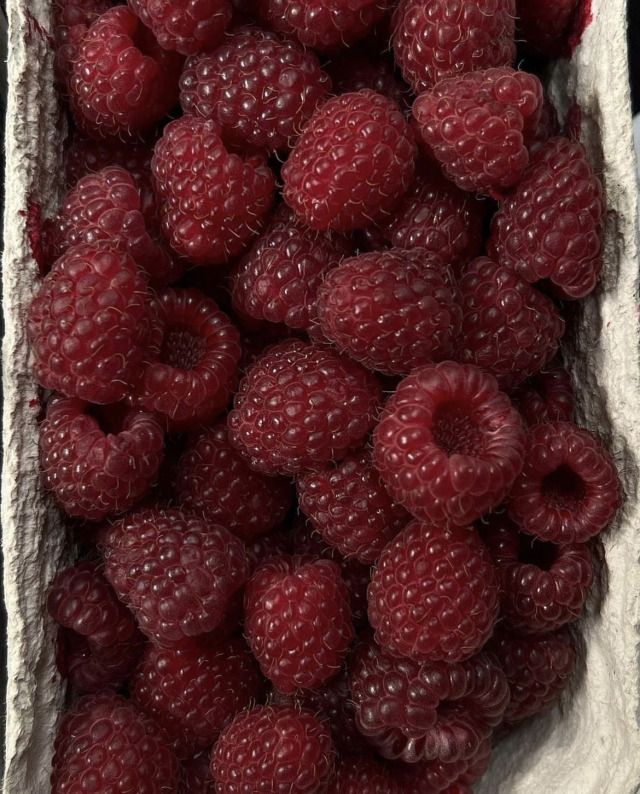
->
xmin=245 ymin=524 xmax=292 ymax=572
xmin=326 ymin=48 xmax=411 ymax=110
xmin=174 ymin=421 xmax=293 ymax=541
xmin=373 ymin=362 xmax=526 ymax=525
xmin=228 ymin=339 xmax=382 ymax=475
xmin=368 ymin=520 xmax=499 ymax=662
xmin=128 ymin=0 xmax=231 ymax=55
xmin=52 ymin=695 xmax=179 ymax=793
xmin=488 ymin=137 xmax=604 ymax=300
xmin=180 ymin=26 xmax=331 ymax=152
xmin=349 ymin=639 xmax=509 ymax=763
xmin=28 ymin=243 xmax=153 ymax=404
xmin=282 ymin=90 xmax=416 ymax=231
xmin=152 ymin=116 xmax=275 ymax=266
xmin=394 ymin=735 xmax=492 ymax=792
xmin=102 ymin=508 xmax=250 ymax=644
xmin=511 ymin=363 xmax=575 ymax=426
xmin=517 ymin=0 xmax=579 ymax=58
xmin=180 ymin=753 xmax=214 ymax=794
xmin=132 ymin=635 xmax=263 ymax=758
xmin=69 ymin=6 xmax=183 ymax=139
xmin=508 ymin=421 xmax=621 ymax=544
xmin=457 ymin=257 xmax=565 ymax=391
xmin=412 ymin=68 xmax=543 ymax=196
xmin=40 ymin=396 xmax=164 ymax=521
xmin=211 ymin=705 xmax=336 ymax=792
xmin=316 ymin=249 xmax=461 ymax=376
xmin=479 ymin=511 xmax=594 ymax=633
xmin=53 ymin=0 xmax=112 ymax=86
xmin=392 ymin=0 xmax=516 ymax=93
xmin=329 ymin=754 xmax=401 ymax=794
xmin=135 ymin=288 xmax=241 ymax=429
xmin=245 ymin=555 xmax=354 ymax=692
xmin=296 ymin=449 xmax=409 ymax=564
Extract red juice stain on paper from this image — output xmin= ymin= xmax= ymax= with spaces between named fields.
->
xmin=19 ymin=200 xmax=50 ymax=275
xmin=568 ymin=0 xmax=593 ymax=53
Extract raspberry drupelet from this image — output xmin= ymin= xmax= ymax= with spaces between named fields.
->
xmin=373 ymin=361 xmax=526 ymax=525
xmin=511 ymin=361 xmax=575 ymax=426
xmin=394 ymin=735 xmax=493 ymax=792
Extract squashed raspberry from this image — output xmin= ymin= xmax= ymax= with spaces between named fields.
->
xmin=180 ymin=753 xmax=214 ymax=794
xmin=326 ymin=48 xmax=410 ymax=110
xmin=511 ymin=363 xmax=575 ymax=426
xmin=245 ymin=555 xmax=354 ymax=692
xmin=128 ymin=0 xmax=232 ymax=55
xmin=394 ymin=735 xmax=492 ymax=793
xmin=373 ymin=362 xmax=526 ymax=525
xmin=517 ymin=0 xmax=579 ymax=59
xmin=329 ymin=754 xmax=401 ymax=794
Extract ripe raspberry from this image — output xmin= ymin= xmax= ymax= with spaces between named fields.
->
xmin=457 ymin=257 xmax=565 ymax=391
xmin=180 ymin=753 xmax=213 ymax=794
xmin=394 ymin=735 xmax=492 ymax=792
xmin=51 ymin=694 xmax=180 ymax=793
xmin=326 ymin=48 xmax=410 ymax=110
xmin=508 ymin=421 xmax=621 ymax=544
xmin=517 ymin=0 xmax=579 ymax=59
xmin=329 ymin=754 xmax=401 ymax=794
xmin=349 ymin=639 xmax=509 ymax=763
xmin=28 ymin=244 xmax=152 ymax=404
xmin=69 ymin=6 xmax=183 ymax=139
xmin=282 ymin=90 xmax=416 ymax=231
xmin=316 ymin=249 xmax=460 ymax=376
xmin=488 ymin=137 xmax=604 ymax=300
xmin=368 ymin=520 xmax=499 ymax=662
xmin=392 ymin=0 xmax=517 ymax=93
xmin=128 ymin=0 xmax=231 ymax=55
xmin=211 ymin=705 xmax=336 ymax=792
xmin=153 ymin=116 xmax=276 ymax=265
xmin=132 ymin=635 xmax=263 ymax=758
xmin=245 ymin=555 xmax=354 ymax=692
xmin=180 ymin=27 xmax=331 ymax=152
xmin=480 ymin=511 xmax=594 ymax=633
xmin=412 ymin=68 xmax=543 ymax=196
xmin=511 ymin=363 xmax=575 ymax=426
xmin=228 ymin=339 xmax=382 ymax=475
xmin=174 ymin=421 xmax=293 ymax=541
xmin=102 ymin=508 xmax=250 ymax=644
xmin=53 ymin=0 xmax=112 ymax=86
xmin=373 ymin=362 xmax=526 ymax=525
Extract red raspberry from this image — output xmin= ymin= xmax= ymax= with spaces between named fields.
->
xmin=245 ymin=524 xmax=292 ymax=572
xmin=245 ymin=555 xmax=354 ymax=692
xmin=180 ymin=27 xmax=331 ymax=152
xmin=211 ymin=705 xmax=336 ymax=792
xmin=329 ymin=754 xmax=401 ymax=794
xmin=228 ymin=339 xmax=382 ymax=475
xmin=517 ymin=0 xmax=579 ymax=59
xmin=65 ymin=136 xmax=152 ymax=200
xmin=368 ymin=520 xmax=499 ymax=662
xmin=40 ymin=397 xmax=164 ymax=521
xmin=51 ymin=694 xmax=179 ymax=793
xmin=28 ymin=244 xmax=153 ymax=404
xmin=412 ymin=68 xmax=543 ymax=196
xmin=153 ymin=116 xmax=276 ymax=265
xmin=479 ymin=511 xmax=594 ymax=633
xmin=53 ymin=0 xmax=112 ymax=86
xmin=282 ymin=90 xmax=416 ymax=231
xmin=316 ymin=249 xmax=461 ymax=375
xmin=511 ymin=363 xmax=575 ymax=426
xmin=174 ymin=422 xmax=293 ymax=541
xmin=457 ymin=257 xmax=565 ymax=391
xmin=373 ymin=362 xmax=526 ymax=525
xmin=132 ymin=635 xmax=264 ymax=758
xmin=394 ymin=735 xmax=492 ymax=792
xmin=128 ymin=0 xmax=232 ymax=55
xmin=488 ymin=137 xmax=604 ymax=299
xmin=180 ymin=753 xmax=214 ymax=794
xmin=102 ymin=508 xmax=250 ymax=644
xmin=349 ymin=639 xmax=509 ymax=763
xmin=69 ymin=7 xmax=183 ymax=139
xmin=392 ymin=0 xmax=516 ymax=93
xmin=508 ymin=421 xmax=621 ymax=544
xmin=326 ymin=48 xmax=411 ymax=110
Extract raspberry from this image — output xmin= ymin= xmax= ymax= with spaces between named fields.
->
xmin=392 ymin=0 xmax=516 ymax=93
xmin=326 ymin=48 xmax=410 ymax=110
xmin=282 ymin=90 xmax=416 ymax=231
xmin=245 ymin=555 xmax=354 ymax=692
xmin=27 ymin=244 xmax=153 ymax=404
xmin=51 ymin=694 xmax=180 ymax=793
xmin=152 ymin=116 xmax=276 ymax=265
xmin=508 ymin=421 xmax=621 ymax=544
xmin=349 ymin=639 xmax=509 ymax=763
xmin=180 ymin=753 xmax=214 ymax=794
xmin=69 ymin=7 xmax=183 ymax=139
xmin=135 ymin=288 xmax=241 ymax=429
xmin=245 ymin=525 xmax=292 ymax=572
xmin=102 ymin=508 xmax=250 ymax=644
xmin=228 ymin=339 xmax=382 ymax=475
xmin=488 ymin=137 xmax=604 ymax=300
xmin=373 ymin=362 xmax=526 ymax=525
xmin=329 ymin=754 xmax=401 ymax=793
xmin=174 ymin=421 xmax=293 ymax=540
xmin=412 ymin=68 xmax=543 ymax=196
xmin=53 ymin=0 xmax=112 ymax=87
xmin=211 ymin=705 xmax=336 ymax=792
xmin=40 ymin=397 xmax=164 ymax=522
xmin=128 ymin=0 xmax=232 ymax=55
xmin=517 ymin=0 xmax=579 ymax=59
xmin=511 ymin=363 xmax=575 ymax=426
xmin=394 ymin=735 xmax=492 ymax=792
xmin=132 ymin=635 xmax=264 ymax=758
xmin=316 ymin=249 xmax=461 ymax=376
xmin=180 ymin=27 xmax=331 ymax=152
xmin=457 ymin=257 xmax=565 ymax=391
xmin=368 ymin=520 xmax=499 ymax=662
xmin=480 ymin=511 xmax=594 ymax=633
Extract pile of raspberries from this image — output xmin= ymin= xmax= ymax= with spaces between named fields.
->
xmin=32 ymin=0 xmax=620 ymax=790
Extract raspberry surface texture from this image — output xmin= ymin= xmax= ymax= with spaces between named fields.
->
xmin=53 ymin=0 xmax=112 ymax=87
xmin=511 ymin=362 xmax=575 ymax=426
xmin=329 ymin=754 xmax=401 ymax=793
xmin=180 ymin=753 xmax=214 ymax=793
xmin=128 ymin=0 xmax=232 ymax=55
xmin=517 ymin=0 xmax=579 ymax=58
xmin=393 ymin=735 xmax=492 ymax=792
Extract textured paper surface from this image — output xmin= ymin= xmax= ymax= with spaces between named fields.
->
xmin=2 ymin=0 xmax=640 ymax=792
